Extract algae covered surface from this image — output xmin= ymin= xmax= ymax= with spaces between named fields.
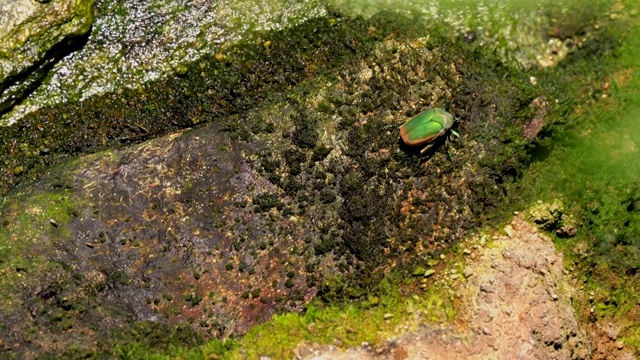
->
xmin=0 ymin=0 xmax=94 ymax=114
xmin=511 ymin=4 xmax=640 ymax=354
xmin=0 ymin=0 xmax=639 ymax=358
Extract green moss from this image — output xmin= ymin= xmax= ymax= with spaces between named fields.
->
xmin=0 ymin=186 xmax=85 ymax=313
xmin=221 ymin=275 xmax=454 ymax=359
xmin=507 ymin=3 xmax=640 ymax=346
xmin=284 ymin=279 xmax=295 ymax=289
xmin=251 ymin=289 xmax=261 ymax=298
xmin=0 ymin=1 xmax=637 ymax=357
xmin=97 ymin=322 xmax=205 ymax=359
xmin=252 ymin=193 xmax=284 ymax=213
xmin=186 ymin=293 xmax=202 ymax=306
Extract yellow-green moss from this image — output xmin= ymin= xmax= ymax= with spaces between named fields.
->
xmin=0 ymin=188 xmax=84 ymax=314
xmin=216 ymin=277 xmax=455 ymax=359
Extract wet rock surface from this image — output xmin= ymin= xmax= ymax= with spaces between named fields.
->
xmin=0 ymin=0 xmax=93 ymax=113
xmin=0 ymin=0 xmax=327 ymax=125
xmin=296 ymin=216 xmax=593 ymax=359
xmin=0 ymin=124 xmax=342 ymax=354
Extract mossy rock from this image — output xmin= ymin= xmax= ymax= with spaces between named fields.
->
xmin=0 ymin=3 xmax=628 ymax=357
xmin=0 ymin=0 xmax=94 ymax=112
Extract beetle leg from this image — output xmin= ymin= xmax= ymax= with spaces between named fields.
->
xmin=420 ymin=144 xmax=433 ymax=154
xmin=445 ymin=142 xmax=453 ymax=160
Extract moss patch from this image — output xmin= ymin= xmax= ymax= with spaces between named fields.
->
xmin=228 ymin=282 xmax=455 ymax=359
xmin=508 ymin=2 xmax=640 ymax=351
xmin=0 ymin=184 xmax=80 ymax=312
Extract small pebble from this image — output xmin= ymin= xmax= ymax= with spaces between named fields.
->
xmin=424 ymin=269 xmax=436 ymax=277
xmin=450 ymin=274 xmax=460 ymax=280
xmin=482 ymin=327 xmax=491 ymax=335
xmin=505 ymin=308 xmax=512 ymax=316
xmin=49 ymin=219 xmax=58 ymax=227
xmin=427 ymin=259 xmax=440 ymax=267
xmin=504 ymin=225 xmax=514 ymax=238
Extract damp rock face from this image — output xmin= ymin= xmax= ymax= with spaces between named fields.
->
xmin=0 ymin=0 xmax=94 ymax=112
xmin=0 ymin=10 xmax=550 ymax=358
xmin=0 ymin=125 xmax=336 ymax=355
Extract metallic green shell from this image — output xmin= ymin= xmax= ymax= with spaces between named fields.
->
xmin=399 ymin=108 xmax=454 ymax=146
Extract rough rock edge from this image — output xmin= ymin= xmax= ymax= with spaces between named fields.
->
xmin=294 ymin=215 xmax=600 ymax=360
xmin=0 ymin=0 xmax=94 ymax=82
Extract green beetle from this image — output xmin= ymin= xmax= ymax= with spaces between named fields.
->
xmin=399 ymin=108 xmax=459 ymax=153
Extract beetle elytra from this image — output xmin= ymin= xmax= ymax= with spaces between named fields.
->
xmin=399 ymin=108 xmax=459 ymax=153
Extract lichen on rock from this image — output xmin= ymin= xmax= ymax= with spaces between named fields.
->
xmin=526 ymin=199 xmax=578 ymax=238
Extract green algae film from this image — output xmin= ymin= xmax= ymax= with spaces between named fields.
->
xmin=510 ymin=7 xmax=640 ymax=350
xmin=330 ymin=0 xmax=623 ymax=69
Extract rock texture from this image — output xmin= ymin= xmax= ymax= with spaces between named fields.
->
xmin=0 ymin=0 xmax=93 ymax=111
xmin=0 ymin=124 xmax=337 ymax=355
xmin=0 ymin=13 xmax=545 ymax=356
xmin=297 ymin=216 xmax=594 ymax=359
